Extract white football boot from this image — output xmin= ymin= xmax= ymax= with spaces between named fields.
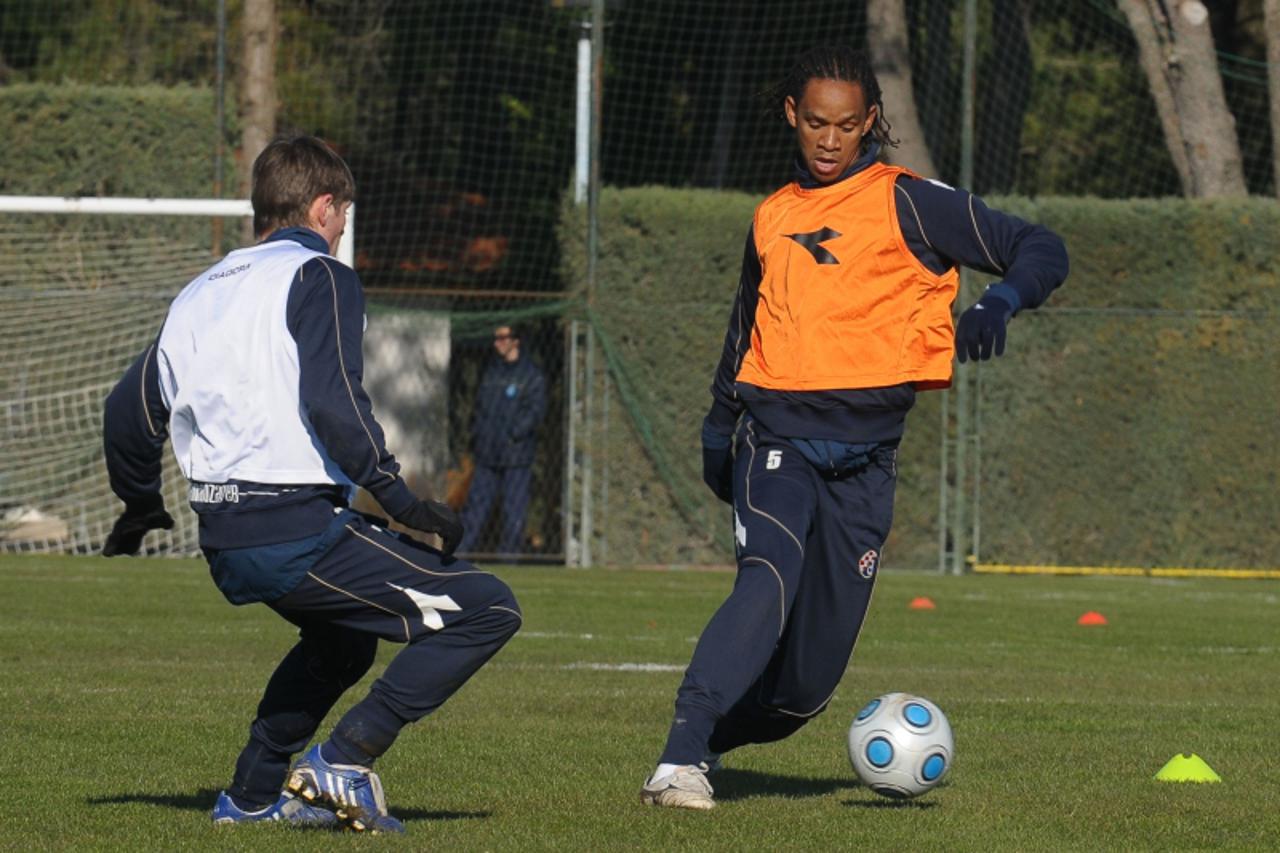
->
xmin=640 ymin=763 xmax=715 ymax=810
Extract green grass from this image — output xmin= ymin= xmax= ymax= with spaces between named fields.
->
xmin=2 ymin=554 xmax=1279 ymax=850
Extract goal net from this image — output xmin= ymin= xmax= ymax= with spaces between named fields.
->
xmin=0 ymin=206 xmax=248 ymax=555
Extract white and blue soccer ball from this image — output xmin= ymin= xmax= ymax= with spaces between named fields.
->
xmin=847 ymin=692 xmax=954 ymax=799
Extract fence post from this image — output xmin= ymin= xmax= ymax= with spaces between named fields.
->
xmin=949 ymin=0 xmax=979 ymax=576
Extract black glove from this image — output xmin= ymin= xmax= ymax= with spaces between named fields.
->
xmin=701 ymin=422 xmax=734 ymax=504
xmin=396 ymin=499 xmax=464 ymax=557
xmin=955 ymin=292 xmax=1014 ymax=363
xmin=102 ymin=498 xmax=175 ymax=557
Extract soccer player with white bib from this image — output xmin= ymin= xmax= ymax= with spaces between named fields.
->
xmin=640 ymin=46 xmax=1068 ymax=810
xmin=102 ymin=136 xmax=522 ymax=833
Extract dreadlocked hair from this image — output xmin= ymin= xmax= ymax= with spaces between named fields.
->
xmin=762 ymin=45 xmax=897 ymax=151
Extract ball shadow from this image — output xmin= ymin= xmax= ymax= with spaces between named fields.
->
xmin=842 ymin=796 xmax=940 ymax=810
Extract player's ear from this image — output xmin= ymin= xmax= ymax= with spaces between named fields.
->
xmin=785 ymin=95 xmax=799 ymax=129
xmin=863 ymin=104 xmax=877 ymax=136
xmin=308 ymin=193 xmax=335 ymax=229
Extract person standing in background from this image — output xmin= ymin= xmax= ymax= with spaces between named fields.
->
xmin=458 ymin=323 xmax=547 ymax=558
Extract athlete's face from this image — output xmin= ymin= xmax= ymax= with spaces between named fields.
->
xmin=786 ymin=78 xmax=877 ymax=184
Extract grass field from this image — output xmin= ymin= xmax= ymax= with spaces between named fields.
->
xmin=2 ymin=554 xmax=1278 ymax=851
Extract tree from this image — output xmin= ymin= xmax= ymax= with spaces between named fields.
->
xmin=1265 ymin=0 xmax=1280 ymax=194
xmin=1116 ymin=0 xmax=1247 ymax=196
xmin=241 ymin=0 xmax=277 ymax=197
xmin=867 ymin=0 xmax=938 ymax=177
xmin=976 ymin=0 xmax=1033 ymax=194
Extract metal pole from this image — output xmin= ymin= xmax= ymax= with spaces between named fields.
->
xmin=960 ymin=0 xmax=977 ymax=191
xmin=951 ymin=0 xmax=978 ymax=575
xmin=937 ymin=388 xmax=950 ymax=574
xmin=952 ymin=275 xmax=971 ymax=576
xmin=971 ymin=365 xmax=983 ymax=566
xmin=578 ymin=0 xmax=605 ymax=567
xmin=564 ymin=320 xmax=580 ymax=565
xmin=212 ymin=0 xmax=226 ymax=254
xmin=600 ymin=369 xmax=610 ymax=566
xmin=580 ymin=338 xmax=594 ymax=567
xmin=574 ymin=22 xmax=591 ymax=205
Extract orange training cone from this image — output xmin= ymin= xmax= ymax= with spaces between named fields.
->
xmin=909 ymin=596 xmax=936 ymax=610
xmin=1077 ymin=611 xmax=1108 ymax=626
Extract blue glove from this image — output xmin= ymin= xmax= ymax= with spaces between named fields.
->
xmin=955 ymin=291 xmax=1014 ymax=363
xmin=701 ymin=421 xmax=734 ymax=504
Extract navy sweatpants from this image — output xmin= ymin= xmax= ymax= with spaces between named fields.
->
xmin=660 ymin=417 xmax=896 ymax=764
xmin=227 ymin=510 xmax=521 ymax=806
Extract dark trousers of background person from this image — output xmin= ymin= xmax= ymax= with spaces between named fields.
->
xmin=659 ymin=417 xmax=896 ymax=764
xmin=458 ymin=464 xmax=533 ymax=556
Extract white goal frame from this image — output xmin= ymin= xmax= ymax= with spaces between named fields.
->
xmin=0 ymin=195 xmax=354 ymax=556
xmin=0 ymin=195 xmax=355 ymax=266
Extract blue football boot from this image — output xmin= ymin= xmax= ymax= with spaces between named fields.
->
xmin=285 ymin=744 xmax=406 ymax=834
xmin=211 ymin=789 xmax=338 ymax=827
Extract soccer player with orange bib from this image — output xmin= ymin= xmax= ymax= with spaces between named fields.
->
xmin=641 ymin=45 xmax=1068 ymax=810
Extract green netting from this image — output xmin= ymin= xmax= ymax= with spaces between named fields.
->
xmin=561 ymin=190 xmax=1280 ymax=570
xmin=3 ymin=1 xmax=1280 ymax=569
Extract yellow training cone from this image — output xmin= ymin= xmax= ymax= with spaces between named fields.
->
xmin=1154 ymin=753 xmax=1222 ymax=783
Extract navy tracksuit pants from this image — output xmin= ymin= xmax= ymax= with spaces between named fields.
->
xmin=660 ymin=417 xmax=897 ymax=764
xmin=227 ymin=510 xmax=522 ymax=807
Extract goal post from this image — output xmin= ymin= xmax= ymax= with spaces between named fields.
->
xmin=0 ymin=196 xmax=353 ymax=556
xmin=0 ymin=196 xmax=355 ymax=267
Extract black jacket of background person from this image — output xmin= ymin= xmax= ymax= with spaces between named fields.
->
xmin=470 ymin=352 xmax=548 ymax=469
xmin=706 ymin=141 xmax=1069 ymax=444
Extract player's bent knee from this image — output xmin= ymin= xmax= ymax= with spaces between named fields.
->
xmin=493 ymin=605 xmax=522 ymax=644
xmin=490 ymin=589 xmax=523 ymax=639
xmin=473 ymin=576 xmax=522 ymax=638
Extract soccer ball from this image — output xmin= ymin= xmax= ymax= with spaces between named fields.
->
xmin=847 ymin=692 xmax=954 ymax=799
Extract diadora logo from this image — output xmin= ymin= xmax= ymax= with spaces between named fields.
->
xmin=784 ymin=227 xmax=842 ymax=265
xmin=207 ymin=262 xmax=251 ymax=280
xmin=857 ymin=549 xmax=878 ymax=579
xmin=387 ymin=583 xmax=461 ymax=630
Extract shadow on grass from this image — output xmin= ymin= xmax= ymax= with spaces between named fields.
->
xmin=840 ymin=778 xmax=949 ymax=810
xmin=712 ymin=768 xmax=856 ymax=802
xmin=841 ymin=796 xmax=939 ymax=810
xmin=86 ymin=788 xmax=490 ymax=822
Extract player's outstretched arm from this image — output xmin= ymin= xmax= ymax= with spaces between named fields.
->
xmin=102 ymin=340 xmax=175 ymax=556
xmin=701 ymin=421 xmax=734 ymax=504
xmin=705 ymin=227 xmax=760 ymax=434
xmin=896 ymin=177 xmax=1068 ymax=362
xmin=699 ymin=227 xmax=761 ymax=502
xmin=289 ymin=258 xmax=463 ymax=554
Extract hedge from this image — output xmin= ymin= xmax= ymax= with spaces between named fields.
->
xmin=561 ymin=189 xmax=1280 ymax=570
xmin=0 ymin=82 xmax=226 ymax=198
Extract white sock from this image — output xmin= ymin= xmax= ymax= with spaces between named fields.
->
xmin=650 ymin=763 xmax=683 ymax=784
